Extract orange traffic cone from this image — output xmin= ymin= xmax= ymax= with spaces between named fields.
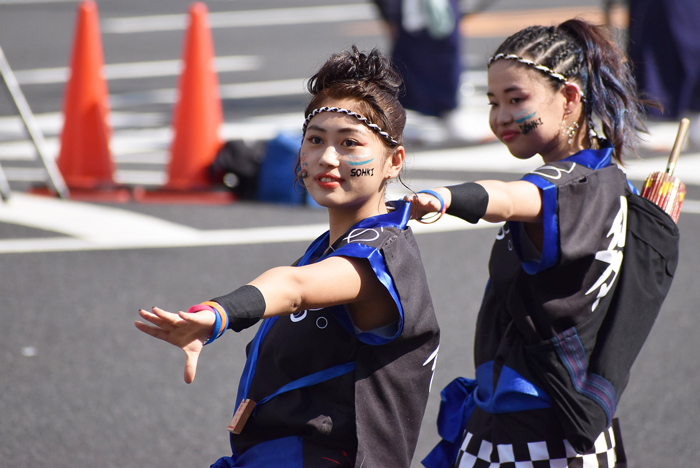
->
xmin=56 ymin=0 xmax=114 ymax=189
xmin=165 ymin=2 xmax=223 ymax=190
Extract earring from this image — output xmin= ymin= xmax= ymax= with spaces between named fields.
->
xmin=562 ymin=121 xmax=579 ymax=145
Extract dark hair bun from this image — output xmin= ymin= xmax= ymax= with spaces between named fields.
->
xmin=307 ymin=46 xmax=402 ymax=99
xmin=303 ymin=45 xmax=406 ymax=148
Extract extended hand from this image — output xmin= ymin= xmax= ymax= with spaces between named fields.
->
xmin=405 ymin=190 xmax=448 ymax=221
xmin=135 ymin=306 xmax=215 ymax=384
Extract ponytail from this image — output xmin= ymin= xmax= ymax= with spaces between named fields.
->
xmin=558 ymin=19 xmax=652 ymax=163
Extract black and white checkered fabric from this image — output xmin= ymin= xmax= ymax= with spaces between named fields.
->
xmin=456 ymin=426 xmax=617 ymax=468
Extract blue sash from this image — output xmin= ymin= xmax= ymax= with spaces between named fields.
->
xmin=422 ymin=362 xmax=552 ymax=468
xmin=211 ymin=436 xmax=303 ymax=468
xmin=421 ymin=377 xmax=477 ymax=468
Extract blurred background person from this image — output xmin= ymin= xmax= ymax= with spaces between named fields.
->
xmin=372 ymin=0 xmax=466 ymax=144
xmin=627 ymin=0 xmax=700 ymax=148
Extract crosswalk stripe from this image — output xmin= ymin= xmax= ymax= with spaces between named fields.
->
xmin=0 ymin=0 xmax=78 ymax=4
xmin=1 ymin=190 xmax=696 ymax=254
xmin=12 ymin=55 xmax=262 ymax=85
xmin=8 ymin=68 xmax=486 ymax=111
xmin=460 ymin=6 xmax=628 ymax=38
xmin=108 ymin=78 xmax=308 ymax=108
xmin=101 ymin=4 xmax=377 ymax=34
xmin=2 ymin=109 xmax=700 ymax=185
xmin=0 ymin=192 xmax=494 ymax=254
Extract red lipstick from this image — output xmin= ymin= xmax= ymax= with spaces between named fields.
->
xmin=315 ymin=173 xmax=342 ymax=189
xmin=501 ymin=130 xmax=519 ymax=142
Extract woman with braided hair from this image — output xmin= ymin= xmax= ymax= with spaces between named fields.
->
xmin=135 ymin=46 xmax=439 ymax=468
xmin=411 ymin=19 xmax=670 ymax=468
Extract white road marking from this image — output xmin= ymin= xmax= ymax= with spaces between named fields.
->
xmin=0 ymin=193 xmax=495 ymax=254
xmin=0 ymin=192 xmax=200 ymax=242
xmin=108 ymin=78 xmax=308 ymax=108
xmin=101 ymin=4 xmax=377 ymax=34
xmin=12 ymin=56 xmax=262 ymax=85
xmin=408 ymin=144 xmax=700 ymax=184
xmin=680 ymin=199 xmax=700 ymax=214
xmin=0 ymin=0 xmax=78 ymax=3
xmin=3 ymin=118 xmax=700 ymax=187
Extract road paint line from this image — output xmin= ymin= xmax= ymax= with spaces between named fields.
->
xmin=0 ymin=193 xmax=493 ymax=254
xmin=3 ymin=131 xmax=700 ymax=186
xmin=108 ymin=78 xmax=307 ymax=108
xmin=680 ymin=200 xmax=700 ymax=215
xmin=0 ymin=112 xmax=168 ymax=141
xmin=410 ymin=143 xmax=550 ymax=173
xmin=13 ymin=56 xmax=262 ymax=85
xmin=1 ymin=192 xmax=697 ymax=254
xmin=2 ymin=105 xmax=698 ymax=186
xmin=101 ymin=4 xmax=377 ymax=34
xmin=408 ymin=145 xmax=700 ymax=184
xmin=460 ymin=6 xmax=628 ymax=38
xmin=0 ymin=193 xmax=201 ymax=242
xmin=0 ymin=0 xmax=78 ymax=3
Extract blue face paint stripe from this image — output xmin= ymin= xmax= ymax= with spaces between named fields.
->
xmin=514 ymin=111 xmax=537 ymax=124
xmin=347 ymin=158 xmax=374 ymax=166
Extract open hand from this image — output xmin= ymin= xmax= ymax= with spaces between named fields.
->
xmin=135 ymin=306 xmax=215 ymax=384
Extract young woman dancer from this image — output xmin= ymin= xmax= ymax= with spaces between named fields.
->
xmin=135 ymin=47 xmax=439 ymax=468
xmin=411 ymin=19 xmax=675 ymax=468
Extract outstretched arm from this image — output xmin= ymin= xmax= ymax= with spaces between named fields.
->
xmin=248 ymin=255 xmax=397 ymax=331
xmin=409 ymin=180 xmax=543 ymax=224
xmin=135 ymin=255 xmax=396 ymax=383
xmin=477 ymin=180 xmax=543 ymax=222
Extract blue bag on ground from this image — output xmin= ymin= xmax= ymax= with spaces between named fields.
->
xmin=256 ymin=131 xmax=312 ymax=205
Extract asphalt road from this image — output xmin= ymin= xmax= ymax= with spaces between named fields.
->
xmin=1 ymin=1 xmax=698 ymax=467
xmin=2 ymin=196 xmax=698 ymax=468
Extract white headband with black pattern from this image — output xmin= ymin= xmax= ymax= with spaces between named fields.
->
xmin=302 ymin=106 xmax=400 ymax=146
xmin=488 ymin=53 xmax=569 ymax=84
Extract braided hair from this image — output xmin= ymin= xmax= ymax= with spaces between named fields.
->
xmin=304 ymin=46 xmax=406 ymax=148
xmin=492 ymin=19 xmax=653 ymax=163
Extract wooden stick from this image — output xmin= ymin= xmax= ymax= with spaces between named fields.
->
xmin=666 ymin=118 xmax=690 ymax=176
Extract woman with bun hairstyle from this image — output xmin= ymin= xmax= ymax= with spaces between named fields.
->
xmin=135 ymin=46 xmax=439 ymax=468
xmin=412 ymin=19 xmax=676 ymax=468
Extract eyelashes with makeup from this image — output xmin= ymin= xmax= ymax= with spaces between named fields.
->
xmin=303 ymin=137 xmax=373 ymax=165
xmin=305 ymin=135 xmax=364 ymax=148
xmin=487 ymin=97 xmax=526 ymax=107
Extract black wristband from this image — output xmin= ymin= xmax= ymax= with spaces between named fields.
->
xmin=445 ymin=182 xmax=489 ymax=224
xmin=212 ymin=285 xmax=266 ymax=332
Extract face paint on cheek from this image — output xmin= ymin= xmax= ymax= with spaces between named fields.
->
xmin=346 ymin=157 xmax=375 ymax=166
xmin=513 ymin=109 xmax=537 ymax=124
xmin=350 ymin=168 xmax=375 ymax=177
xmin=299 ymin=153 xmax=309 ymax=178
xmin=344 ymin=152 xmax=376 ymax=176
xmin=512 ymin=109 xmax=543 ymax=135
xmin=519 ymin=118 xmax=543 ymax=135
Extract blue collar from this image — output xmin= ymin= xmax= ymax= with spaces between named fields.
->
xmin=353 ymin=199 xmax=411 ymax=231
xmin=563 ymin=141 xmax=614 ymax=170
xmin=298 ymin=200 xmax=411 ymax=267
